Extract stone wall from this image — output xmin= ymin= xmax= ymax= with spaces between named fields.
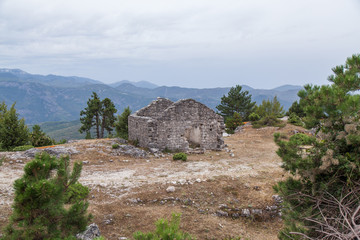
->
xmin=136 ymin=98 xmax=173 ymax=118
xmin=128 ymin=98 xmax=224 ymax=152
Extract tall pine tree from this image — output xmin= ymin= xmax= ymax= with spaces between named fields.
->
xmin=216 ymin=85 xmax=255 ymax=121
xmin=79 ymin=92 xmax=117 ymax=139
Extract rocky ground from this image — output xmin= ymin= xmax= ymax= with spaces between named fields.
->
xmin=0 ymin=123 xmax=306 ymax=240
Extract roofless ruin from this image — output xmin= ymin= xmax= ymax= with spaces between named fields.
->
xmin=128 ymin=98 xmax=224 ymax=152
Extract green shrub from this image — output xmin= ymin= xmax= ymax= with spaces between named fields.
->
xmin=12 ymin=145 xmax=34 ymax=151
xmin=248 ymin=112 xmax=260 ymax=121
xmin=252 ymin=115 xmax=285 ymax=128
xmin=115 ymin=107 xmax=131 ymax=140
xmin=112 ymin=143 xmax=120 ymax=149
xmin=30 ymin=124 xmax=54 ymax=147
xmin=64 ymin=182 xmax=90 ymax=204
xmin=173 ymin=152 xmax=187 ymax=161
xmin=57 ymin=139 xmax=68 ymax=144
xmin=251 ymin=96 xmax=286 ymax=128
xmin=133 ymin=213 xmax=195 ymax=240
xmin=225 ymin=112 xmax=243 ymax=134
xmin=3 ymin=153 xmax=92 ymax=239
xmin=289 ymin=133 xmax=315 ymax=145
xmin=0 ymin=102 xmax=29 ymax=150
xmin=288 ymin=113 xmax=303 ymax=127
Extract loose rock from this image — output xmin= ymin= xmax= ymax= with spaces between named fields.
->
xmin=216 ymin=210 xmax=229 ymax=217
xmin=76 ymin=223 xmax=101 ymax=240
xmin=166 ymin=186 xmax=175 ymax=193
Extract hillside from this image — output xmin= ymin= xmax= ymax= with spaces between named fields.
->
xmin=0 ymin=122 xmax=305 ymax=239
xmin=0 ymin=68 xmax=302 ymax=124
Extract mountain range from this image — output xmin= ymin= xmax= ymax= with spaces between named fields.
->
xmin=0 ymin=68 xmax=302 ymax=126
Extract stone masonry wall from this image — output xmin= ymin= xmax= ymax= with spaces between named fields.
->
xmin=128 ymin=98 xmax=224 ymax=152
xmin=136 ymin=98 xmax=173 ymax=118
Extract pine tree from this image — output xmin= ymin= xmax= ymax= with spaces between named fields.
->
xmin=252 ymin=96 xmax=285 ymax=128
xmin=115 ymin=107 xmax=131 ymax=140
xmin=100 ymin=98 xmax=117 ymax=138
xmin=3 ymin=153 xmax=92 ymax=239
xmin=216 ymin=85 xmax=255 ymax=121
xmin=79 ymin=92 xmax=101 ymax=138
xmin=274 ymin=54 xmax=360 ymax=239
xmin=79 ymin=92 xmax=117 ymax=139
xmin=0 ymin=102 xmax=29 ymax=150
xmin=30 ymin=125 xmax=54 ymax=147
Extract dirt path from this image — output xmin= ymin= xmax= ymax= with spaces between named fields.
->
xmin=0 ymin=123 xmax=303 ymax=239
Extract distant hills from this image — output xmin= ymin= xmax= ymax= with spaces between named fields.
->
xmin=0 ymin=68 xmax=302 ymax=128
xmin=109 ymin=80 xmax=158 ymax=89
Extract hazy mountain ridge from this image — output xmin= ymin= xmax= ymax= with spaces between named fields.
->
xmin=0 ymin=68 xmax=103 ymax=88
xmin=0 ymin=68 xmax=302 ymax=125
xmin=109 ymin=80 xmax=158 ymax=89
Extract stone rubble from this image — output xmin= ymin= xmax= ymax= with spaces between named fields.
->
xmin=76 ymin=223 xmax=101 ymax=240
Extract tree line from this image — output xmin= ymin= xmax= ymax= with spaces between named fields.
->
xmin=0 ymin=102 xmax=54 ymax=151
xmin=79 ymin=91 xmax=131 ymax=140
xmin=216 ymin=85 xmax=285 ymax=133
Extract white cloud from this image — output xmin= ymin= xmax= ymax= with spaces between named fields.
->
xmin=0 ymin=0 xmax=359 ymax=87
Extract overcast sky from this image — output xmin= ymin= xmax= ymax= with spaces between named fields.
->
xmin=0 ymin=0 xmax=359 ymax=89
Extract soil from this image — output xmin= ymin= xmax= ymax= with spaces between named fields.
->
xmin=0 ymin=123 xmax=305 ymax=240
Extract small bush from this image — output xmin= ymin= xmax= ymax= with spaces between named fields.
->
xmin=252 ymin=116 xmax=285 ymax=128
xmin=225 ymin=112 xmax=243 ymax=134
xmin=12 ymin=145 xmax=34 ymax=151
xmin=133 ymin=213 xmax=195 ymax=240
xmin=3 ymin=153 xmax=92 ymax=239
xmin=249 ymin=112 xmax=260 ymax=121
xmin=288 ymin=113 xmax=303 ymax=127
xmin=57 ymin=139 xmax=68 ymax=144
xmin=289 ymin=133 xmax=315 ymax=145
xmin=173 ymin=152 xmax=187 ymax=161
xmin=112 ymin=143 xmax=119 ymax=149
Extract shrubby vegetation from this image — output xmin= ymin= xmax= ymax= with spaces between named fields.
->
xmin=274 ymin=54 xmax=360 ymax=239
xmin=0 ymin=102 xmax=55 ymax=151
xmin=252 ymin=96 xmax=285 ymax=128
xmin=0 ymin=102 xmax=29 ymax=150
xmin=30 ymin=124 xmax=54 ymax=147
xmin=287 ymin=112 xmax=303 ymax=127
xmin=173 ymin=152 xmax=187 ymax=161
xmin=133 ymin=213 xmax=195 ymax=240
xmin=3 ymin=153 xmax=91 ymax=239
xmin=115 ymin=106 xmax=131 ymax=140
xmin=12 ymin=145 xmax=34 ymax=151
xmin=112 ymin=143 xmax=120 ymax=149
xmin=225 ymin=112 xmax=244 ymax=134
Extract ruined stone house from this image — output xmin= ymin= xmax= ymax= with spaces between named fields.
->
xmin=128 ymin=98 xmax=224 ymax=152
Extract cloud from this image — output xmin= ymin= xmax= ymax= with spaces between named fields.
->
xmin=0 ymin=0 xmax=359 ymax=88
